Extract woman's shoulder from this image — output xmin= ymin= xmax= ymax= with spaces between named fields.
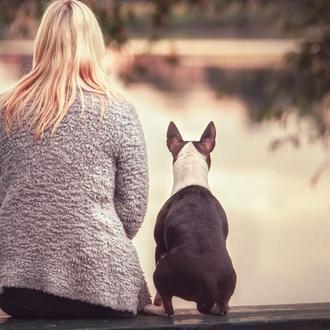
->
xmin=99 ymin=93 xmax=142 ymax=136
xmin=81 ymin=90 xmax=143 ymax=144
xmin=107 ymin=91 xmax=139 ymax=120
xmin=82 ymin=89 xmax=138 ymax=119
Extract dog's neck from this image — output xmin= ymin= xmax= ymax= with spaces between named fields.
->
xmin=171 ymin=142 xmax=210 ymax=196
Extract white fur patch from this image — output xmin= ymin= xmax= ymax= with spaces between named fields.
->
xmin=210 ymin=303 xmax=228 ymax=315
xmin=171 ymin=142 xmax=209 ymax=195
xmin=210 ymin=303 xmax=222 ymax=314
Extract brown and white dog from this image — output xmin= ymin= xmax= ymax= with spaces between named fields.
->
xmin=146 ymin=121 xmax=236 ymax=317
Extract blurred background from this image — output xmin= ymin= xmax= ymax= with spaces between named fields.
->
xmin=0 ymin=0 xmax=329 ymax=313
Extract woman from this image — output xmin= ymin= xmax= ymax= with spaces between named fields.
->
xmin=0 ymin=0 xmax=151 ymax=319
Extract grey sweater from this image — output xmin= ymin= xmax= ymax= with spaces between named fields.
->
xmin=0 ymin=91 xmax=151 ymax=314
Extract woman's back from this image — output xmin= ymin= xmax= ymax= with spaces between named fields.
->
xmin=0 ymin=90 xmax=151 ymax=314
xmin=0 ymin=0 xmax=151 ymax=317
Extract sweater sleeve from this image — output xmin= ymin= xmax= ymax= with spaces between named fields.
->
xmin=114 ymin=101 xmax=149 ymax=240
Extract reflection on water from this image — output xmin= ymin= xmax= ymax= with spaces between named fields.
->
xmin=0 ymin=48 xmax=329 ymax=311
xmin=127 ymin=82 xmax=330 ymax=308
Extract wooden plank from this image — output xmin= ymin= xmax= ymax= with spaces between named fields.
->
xmin=0 ymin=303 xmax=330 ymax=329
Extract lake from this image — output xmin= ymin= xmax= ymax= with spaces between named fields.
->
xmin=0 ymin=39 xmax=329 ymax=313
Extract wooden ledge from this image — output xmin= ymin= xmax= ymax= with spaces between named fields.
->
xmin=1 ymin=302 xmax=330 ymax=329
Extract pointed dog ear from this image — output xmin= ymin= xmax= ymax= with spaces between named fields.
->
xmin=167 ymin=122 xmax=183 ymax=152
xmin=199 ymin=121 xmax=216 ymax=153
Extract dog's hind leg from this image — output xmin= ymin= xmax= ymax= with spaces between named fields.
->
xmin=154 ymin=246 xmax=167 ymax=306
xmin=162 ymin=295 xmax=174 ymax=317
xmin=215 ymin=270 xmax=237 ymax=315
xmin=197 ymin=300 xmax=214 ymax=314
xmin=210 ymin=302 xmax=227 ymax=315
xmin=153 ymin=257 xmax=175 ymax=317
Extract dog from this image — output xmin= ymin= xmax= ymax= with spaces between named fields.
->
xmin=151 ymin=121 xmax=236 ymax=317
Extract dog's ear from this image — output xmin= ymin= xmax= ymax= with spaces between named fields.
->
xmin=167 ymin=122 xmax=183 ymax=152
xmin=199 ymin=121 xmax=216 ymax=153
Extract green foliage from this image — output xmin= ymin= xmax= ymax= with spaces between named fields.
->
xmin=274 ymin=0 xmax=330 ymax=147
xmin=0 ymin=0 xmax=328 ymax=148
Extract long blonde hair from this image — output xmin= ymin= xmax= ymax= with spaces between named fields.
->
xmin=1 ymin=0 xmax=113 ymax=141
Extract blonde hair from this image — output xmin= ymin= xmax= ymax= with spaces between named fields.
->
xmin=1 ymin=0 xmax=113 ymax=141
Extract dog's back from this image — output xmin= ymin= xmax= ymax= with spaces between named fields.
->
xmin=154 ymin=185 xmax=236 ymax=315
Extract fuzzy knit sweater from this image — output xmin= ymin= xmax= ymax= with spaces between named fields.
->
xmin=0 ymin=90 xmax=151 ymax=314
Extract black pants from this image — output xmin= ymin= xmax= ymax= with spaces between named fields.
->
xmin=0 ymin=287 xmax=134 ymax=319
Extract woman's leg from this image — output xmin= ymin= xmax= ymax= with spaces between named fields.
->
xmin=0 ymin=287 xmax=34 ymax=318
xmin=0 ymin=287 xmax=134 ymax=319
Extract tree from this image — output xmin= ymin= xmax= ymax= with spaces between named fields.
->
xmin=0 ymin=0 xmax=329 ymax=180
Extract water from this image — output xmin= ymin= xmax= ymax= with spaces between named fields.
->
xmin=126 ymin=82 xmax=330 ymax=308
xmin=0 ymin=44 xmax=329 ymax=313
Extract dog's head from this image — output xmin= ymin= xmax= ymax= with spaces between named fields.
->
xmin=166 ymin=121 xmax=216 ymax=168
